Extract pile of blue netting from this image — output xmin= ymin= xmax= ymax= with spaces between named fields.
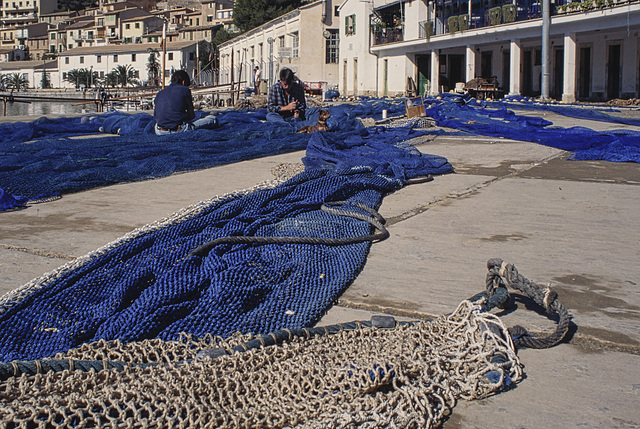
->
xmin=3 ymin=96 xmax=639 ymax=210
xmin=0 ymin=101 xmax=452 ymax=361
xmin=0 ymin=100 xmax=411 ymax=211
xmin=426 ymin=93 xmax=640 ymax=163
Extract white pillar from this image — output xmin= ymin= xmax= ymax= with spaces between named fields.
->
xmin=562 ymin=32 xmax=577 ymax=103
xmin=465 ymin=44 xmax=476 ymax=82
xmin=430 ymin=50 xmax=440 ymax=95
xmin=509 ymin=39 xmax=521 ymax=95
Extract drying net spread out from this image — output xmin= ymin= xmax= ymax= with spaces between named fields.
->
xmin=0 ymin=300 xmax=522 ymax=428
xmin=2 ymin=95 xmax=639 ymax=210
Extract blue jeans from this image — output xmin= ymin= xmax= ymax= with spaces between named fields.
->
xmin=155 ymin=114 xmax=218 ymax=135
xmin=266 ymin=108 xmax=321 ymax=128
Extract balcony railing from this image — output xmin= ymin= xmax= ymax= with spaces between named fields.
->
xmin=372 ymin=26 xmax=403 ymax=45
xmin=413 ymin=0 xmax=637 ymax=41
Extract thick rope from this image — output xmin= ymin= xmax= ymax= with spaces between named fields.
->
xmin=484 ymin=258 xmax=572 ymax=349
xmin=188 ymin=201 xmax=389 ymax=258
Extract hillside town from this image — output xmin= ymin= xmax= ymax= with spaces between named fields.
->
xmin=0 ymin=0 xmax=639 ymax=101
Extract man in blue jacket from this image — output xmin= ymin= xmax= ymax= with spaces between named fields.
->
xmin=154 ymin=70 xmax=218 ymax=135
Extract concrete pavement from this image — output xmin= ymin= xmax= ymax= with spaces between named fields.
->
xmin=1 ymin=107 xmax=639 ymax=428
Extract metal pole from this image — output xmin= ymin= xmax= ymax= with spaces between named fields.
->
xmin=196 ymin=42 xmax=200 ymax=86
xmin=162 ymin=19 xmax=167 ymax=89
xmin=541 ymin=0 xmax=550 ymax=100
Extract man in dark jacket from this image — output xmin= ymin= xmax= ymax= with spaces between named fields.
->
xmin=154 ymin=70 xmax=217 ymax=135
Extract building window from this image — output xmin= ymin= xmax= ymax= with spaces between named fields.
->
xmin=189 ymin=51 xmax=195 ymax=60
xmin=97 ymin=55 xmax=101 ymax=63
xmin=132 ymin=53 xmax=136 ymax=61
xmin=62 ymin=72 xmax=67 ymax=79
xmin=79 ymin=56 xmax=84 ymax=63
xmin=334 ymin=5 xmax=339 ymax=16
xmin=50 ymin=33 xmax=55 ymax=40
xmin=168 ymin=52 xmax=173 ymax=60
xmin=278 ymin=35 xmax=284 ymax=48
xmin=345 ymin=14 xmax=356 ymax=35
xmin=135 ymin=22 xmax=140 ymax=29
xmin=125 ymin=23 xmax=130 ymax=29
xmin=114 ymin=54 xmax=118 ymax=62
xmin=207 ymin=15 xmax=213 ymax=22
xmin=100 ymin=71 xmax=104 ymax=78
xmin=196 ymin=18 xmax=199 ymax=25
xmin=65 ymin=57 xmax=69 ymax=64
xmin=292 ymin=32 xmax=299 ymax=58
xmin=325 ymin=29 xmax=339 ymax=64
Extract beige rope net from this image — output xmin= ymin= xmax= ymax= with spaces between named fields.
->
xmin=0 ymin=300 xmax=522 ymax=428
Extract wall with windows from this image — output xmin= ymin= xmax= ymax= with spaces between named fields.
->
xmin=56 ymin=41 xmax=197 ymax=89
xmin=218 ymin=0 xmax=339 ymax=90
xmin=338 ymin=0 xmax=376 ymax=95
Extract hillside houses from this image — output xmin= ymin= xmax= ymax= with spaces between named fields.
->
xmin=0 ymin=0 xmax=638 ymax=102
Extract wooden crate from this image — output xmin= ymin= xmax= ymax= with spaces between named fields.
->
xmin=405 ymin=97 xmax=426 ymax=118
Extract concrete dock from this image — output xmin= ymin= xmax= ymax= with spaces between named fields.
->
xmin=1 ymin=107 xmax=639 ymax=428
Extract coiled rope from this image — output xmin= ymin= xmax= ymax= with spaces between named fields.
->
xmin=471 ymin=258 xmax=572 ymax=349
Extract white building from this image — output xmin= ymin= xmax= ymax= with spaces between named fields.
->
xmin=339 ymin=0 xmax=640 ymax=101
xmin=56 ymin=40 xmax=197 ymax=88
xmin=218 ymin=0 xmax=340 ymax=91
xmin=0 ymin=59 xmax=57 ymax=88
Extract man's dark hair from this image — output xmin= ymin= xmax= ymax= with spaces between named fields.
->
xmin=171 ymin=70 xmax=191 ymax=86
xmin=279 ymin=68 xmax=295 ymax=85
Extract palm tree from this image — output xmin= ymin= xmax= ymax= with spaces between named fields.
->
xmin=102 ymin=71 xmax=120 ymax=88
xmin=146 ymin=48 xmax=160 ymax=87
xmin=113 ymin=64 xmax=137 ymax=88
xmin=6 ymin=72 xmax=29 ymax=90
xmin=63 ymin=68 xmax=95 ymax=89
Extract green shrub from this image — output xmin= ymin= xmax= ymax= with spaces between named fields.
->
xmin=503 ymin=4 xmax=516 ymax=22
xmin=447 ymin=15 xmax=459 ymax=33
xmin=489 ymin=6 xmax=502 ymax=25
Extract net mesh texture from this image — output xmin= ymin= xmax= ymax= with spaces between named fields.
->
xmin=0 ymin=300 xmax=522 ymax=428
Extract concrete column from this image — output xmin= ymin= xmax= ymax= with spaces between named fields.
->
xmin=509 ymin=39 xmax=521 ymax=95
xmin=562 ymin=32 xmax=577 ymax=103
xmin=466 ymin=45 xmax=476 ymax=82
xmin=430 ymin=50 xmax=440 ymax=95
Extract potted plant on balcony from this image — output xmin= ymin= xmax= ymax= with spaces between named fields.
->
xmin=503 ymin=4 xmax=516 ymax=22
xmin=447 ymin=15 xmax=459 ymax=33
xmin=459 ymin=14 xmax=469 ymax=31
xmin=489 ymin=6 xmax=502 ymax=25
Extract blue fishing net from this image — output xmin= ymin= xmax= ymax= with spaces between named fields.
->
xmin=424 ymin=94 xmax=640 ymax=163
xmin=0 ymin=100 xmax=412 ymax=211
xmin=0 ymin=101 xmax=453 ymax=360
xmin=0 ymin=150 xmax=452 ymax=361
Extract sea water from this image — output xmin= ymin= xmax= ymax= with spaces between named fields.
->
xmin=2 ymin=100 xmax=96 ymax=117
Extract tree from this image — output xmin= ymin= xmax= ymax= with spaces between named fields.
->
xmin=233 ymin=0 xmax=303 ymax=33
xmin=40 ymin=70 xmax=51 ymax=89
xmin=113 ymin=64 xmax=137 ymax=88
xmin=7 ymin=72 xmax=29 ymax=90
xmin=57 ymin=0 xmax=97 ymax=12
xmin=63 ymin=68 xmax=95 ymax=89
xmin=103 ymin=71 xmax=120 ymax=88
xmin=146 ymin=48 xmax=160 ymax=86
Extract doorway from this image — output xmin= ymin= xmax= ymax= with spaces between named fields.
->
xmin=448 ymin=54 xmax=464 ymax=88
xmin=522 ymin=50 xmax=533 ymax=96
xmin=353 ymin=58 xmax=358 ymax=96
xmin=480 ymin=51 xmax=492 ymax=78
xmin=578 ymin=46 xmax=591 ymax=100
xmin=607 ymin=44 xmax=621 ymax=100
xmin=502 ymin=51 xmax=510 ymax=93
xmin=552 ymin=48 xmax=564 ymax=100
xmin=417 ymin=55 xmax=430 ymax=95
